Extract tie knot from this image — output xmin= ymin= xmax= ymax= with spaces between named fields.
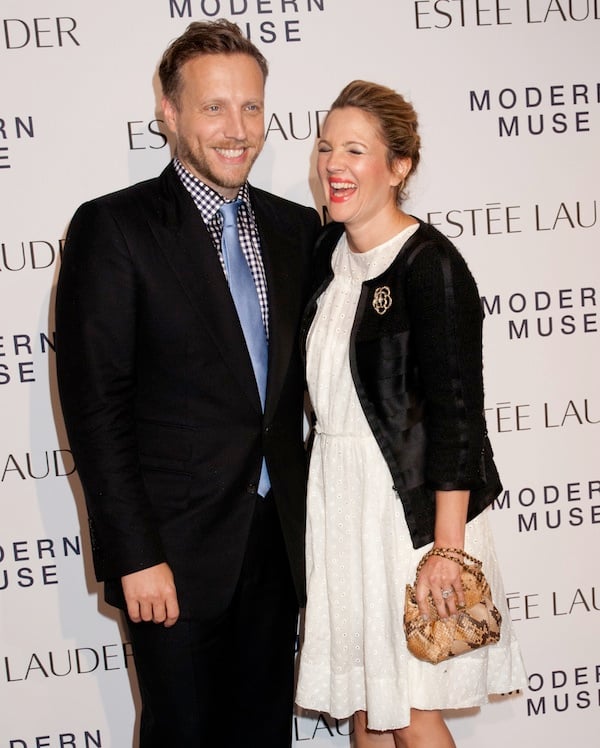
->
xmin=219 ymin=199 xmax=241 ymax=228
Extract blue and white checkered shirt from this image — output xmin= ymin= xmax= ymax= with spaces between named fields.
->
xmin=173 ymin=157 xmax=269 ymax=338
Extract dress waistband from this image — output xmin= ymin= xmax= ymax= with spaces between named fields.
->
xmin=314 ymin=423 xmax=372 ymax=439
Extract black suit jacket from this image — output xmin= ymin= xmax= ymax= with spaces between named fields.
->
xmin=56 ymin=162 xmax=321 ymax=618
xmin=301 ymin=220 xmax=502 ymax=549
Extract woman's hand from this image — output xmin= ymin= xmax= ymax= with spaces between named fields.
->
xmin=415 ymin=552 xmax=464 ymax=619
xmin=415 ymin=488 xmax=470 ymax=618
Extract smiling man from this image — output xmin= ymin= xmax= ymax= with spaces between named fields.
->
xmin=55 ymin=20 xmax=320 ymax=747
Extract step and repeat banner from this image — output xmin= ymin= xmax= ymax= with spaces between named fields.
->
xmin=1 ymin=1 xmax=598 ymax=746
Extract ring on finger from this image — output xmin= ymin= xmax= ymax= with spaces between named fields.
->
xmin=441 ymin=588 xmax=454 ymax=599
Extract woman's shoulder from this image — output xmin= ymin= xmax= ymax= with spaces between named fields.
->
xmin=406 ymin=218 xmax=476 ymax=279
xmin=407 ymin=219 xmax=465 ymax=259
xmin=402 ymin=220 xmax=482 ymax=317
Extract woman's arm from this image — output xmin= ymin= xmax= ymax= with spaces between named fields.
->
xmin=415 ymin=489 xmax=470 ymax=618
xmin=406 ymin=233 xmax=487 ymax=617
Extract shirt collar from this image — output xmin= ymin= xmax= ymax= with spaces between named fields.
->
xmin=173 ymin=157 xmax=251 ymax=224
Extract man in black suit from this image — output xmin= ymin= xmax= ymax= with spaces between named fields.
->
xmin=56 ymin=20 xmax=320 ymax=747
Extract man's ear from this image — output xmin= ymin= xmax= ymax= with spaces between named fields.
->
xmin=162 ymin=96 xmax=178 ymax=133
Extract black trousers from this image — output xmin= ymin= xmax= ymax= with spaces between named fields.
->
xmin=126 ymin=496 xmax=299 ymax=747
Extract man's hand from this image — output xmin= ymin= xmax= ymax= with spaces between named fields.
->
xmin=121 ymin=562 xmax=180 ymax=627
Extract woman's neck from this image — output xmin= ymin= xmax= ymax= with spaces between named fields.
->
xmin=345 ymin=209 xmax=417 ymax=254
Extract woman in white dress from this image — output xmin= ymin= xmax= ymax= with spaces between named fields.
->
xmin=295 ymin=81 xmax=526 ymax=747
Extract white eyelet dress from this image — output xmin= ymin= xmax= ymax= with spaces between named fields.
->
xmin=295 ymin=227 xmax=527 ymax=731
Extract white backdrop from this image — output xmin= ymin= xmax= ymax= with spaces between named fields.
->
xmin=1 ymin=1 xmax=599 ymax=746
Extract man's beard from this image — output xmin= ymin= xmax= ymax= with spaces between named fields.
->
xmin=177 ymin=139 xmax=259 ymax=191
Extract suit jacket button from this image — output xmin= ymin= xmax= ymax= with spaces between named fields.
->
xmin=247 ymin=483 xmax=257 ymax=494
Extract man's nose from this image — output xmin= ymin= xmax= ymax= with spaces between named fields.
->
xmin=223 ymin=110 xmax=247 ymax=140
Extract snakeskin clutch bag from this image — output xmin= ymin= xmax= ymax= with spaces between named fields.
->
xmin=404 ymin=547 xmax=502 ymax=664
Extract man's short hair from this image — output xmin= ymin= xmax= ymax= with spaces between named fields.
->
xmin=159 ymin=20 xmax=269 ymax=103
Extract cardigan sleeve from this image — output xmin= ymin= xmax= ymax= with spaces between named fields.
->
xmin=405 ymin=238 xmax=487 ymax=490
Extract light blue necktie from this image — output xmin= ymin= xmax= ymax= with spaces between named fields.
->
xmin=219 ymin=200 xmax=270 ymax=497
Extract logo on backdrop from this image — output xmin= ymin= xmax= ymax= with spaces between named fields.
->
xmin=6 ymin=729 xmax=103 ymax=748
xmin=485 ymin=397 xmax=600 ymax=434
xmin=480 ymin=284 xmax=598 ymax=341
xmin=128 ymin=107 xmax=330 ymax=180
xmin=1 ymin=17 xmax=80 ymax=50
xmin=468 ymin=81 xmax=599 ymax=138
xmin=127 ymin=109 xmax=329 ymax=153
xmin=2 ymin=640 xmax=134 ymax=682
xmin=1 ymin=449 xmax=75 ymax=482
xmin=266 ymin=109 xmax=329 ymax=141
xmin=167 ymin=0 xmax=327 ymax=44
xmin=0 ymin=331 xmax=55 ymax=386
xmin=413 ymin=1 xmax=600 ymax=29
xmin=505 ymin=584 xmax=600 ymax=624
xmin=0 ymin=534 xmax=81 ymax=591
xmin=526 ymin=660 xmax=600 ymax=717
xmin=426 ymin=198 xmax=599 ymax=239
xmin=0 ymin=239 xmax=64 ymax=271
xmin=493 ymin=476 xmax=600 ymax=534
xmin=0 ymin=116 xmax=35 ymax=171
xmin=127 ymin=118 xmax=170 ymax=152
xmin=294 ymin=713 xmax=353 ymax=742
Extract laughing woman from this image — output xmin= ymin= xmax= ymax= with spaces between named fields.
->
xmin=295 ymin=81 xmax=526 ymax=747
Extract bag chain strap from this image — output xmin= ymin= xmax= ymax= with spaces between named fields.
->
xmin=416 ymin=547 xmax=484 ymax=581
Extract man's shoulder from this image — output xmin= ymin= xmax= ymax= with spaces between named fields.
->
xmin=75 ymin=165 xmax=177 ymax=218
xmin=86 ymin=165 xmax=175 ymax=212
xmin=66 ymin=165 xmax=183 ymax=241
xmin=82 ymin=181 xmax=151 ymax=217
xmin=249 ymin=184 xmax=319 ymax=220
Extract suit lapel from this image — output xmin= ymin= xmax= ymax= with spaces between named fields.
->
xmin=251 ymin=188 xmax=302 ymax=422
xmin=148 ymin=165 xmax=262 ymax=412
